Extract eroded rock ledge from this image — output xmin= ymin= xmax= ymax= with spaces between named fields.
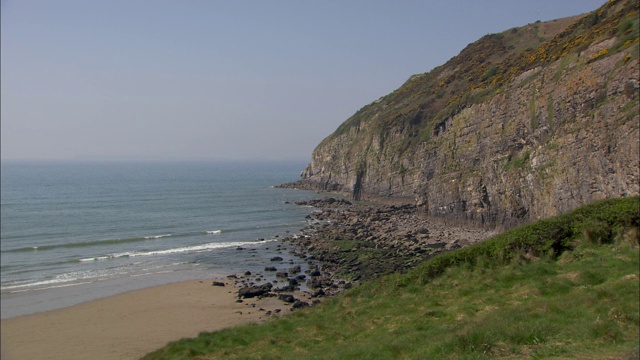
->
xmin=283 ymin=198 xmax=495 ymax=283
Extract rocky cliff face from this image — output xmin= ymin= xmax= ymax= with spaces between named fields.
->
xmin=295 ymin=0 xmax=639 ymax=229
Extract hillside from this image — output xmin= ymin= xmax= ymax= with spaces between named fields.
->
xmin=291 ymin=0 xmax=639 ymax=229
xmin=140 ymin=3 xmax=640 ymax=358
xmin=143 ymin=197 xmax=639 ymax=359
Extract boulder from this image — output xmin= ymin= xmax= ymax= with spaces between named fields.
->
xmin=291 ymin=300 xmax=310 ymax=310
xmin=311 ymin=289 xmax=325 ymax=298
xmin=238 ymin=283 xmax=273 ymax=299
xmin=278 ymin=294 xmax=295 ymax=303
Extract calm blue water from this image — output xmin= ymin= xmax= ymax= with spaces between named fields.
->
xmin=1 ymin=161 xmax=316 ymax=318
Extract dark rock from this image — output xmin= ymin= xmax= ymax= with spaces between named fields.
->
xmin=306 ymin=277 xmax=333 ymax=289
xmin=309 ymin=270 xmax=322 ymax=277
xmin=211 ymin=281 xmax=226 ymax=287
xmin=278 ymin=294 xmax=295 ymax=303
xmin=264 ymin=266 xmax=277 ymax=271
xmin=238 ymin=283 xmax=273 ymax=299
xmin=270 ymin=256 xmax=284 ymax=262
xmin=291 ymin=300 xmax=310 ymax=310
xmin=276 ymin=271 xmax=289 ymax=278
xmin=311 ymin=289 xmax=325 ymax=298
xmin=244 ymin=271 xmax=252 ymax=276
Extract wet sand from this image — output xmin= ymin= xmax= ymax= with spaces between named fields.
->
xmin=1 ymin=279 xmax=290 ymax=360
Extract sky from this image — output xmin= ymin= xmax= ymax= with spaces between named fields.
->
xmin=1 ymin=0 xmax=606 ymax=162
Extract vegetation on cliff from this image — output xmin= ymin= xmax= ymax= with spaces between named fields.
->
xmin=324 ymin=0 xmax=638 ymax=156
xmin=300 ymin=0 xmax=639 ymax=228
xmin=143 ymin=197 xmax=639 ymax=359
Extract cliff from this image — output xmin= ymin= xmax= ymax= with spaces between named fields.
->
xmin=292 ymin=0 xmax=639 ymax=229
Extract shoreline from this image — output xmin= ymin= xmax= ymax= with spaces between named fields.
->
xmin=0 ymin=235 xmax=315 ymax=320
xmin=1 ymin=278 xmax=304 ymax=360
xmin=0 ymin=267 xmax=224 ymax=320
xmin=1 ymin=196 xmax=497 ymax=359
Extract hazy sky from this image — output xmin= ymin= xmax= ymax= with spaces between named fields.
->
xmin=1 ymin=0 xmax=606 ymax=161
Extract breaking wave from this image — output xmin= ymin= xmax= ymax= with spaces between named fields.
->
xmin=78 ymin=240 xmax=252 ymax=262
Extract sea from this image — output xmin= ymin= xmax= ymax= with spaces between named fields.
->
xmin=0 ymin=160 xmax=318 ymax=319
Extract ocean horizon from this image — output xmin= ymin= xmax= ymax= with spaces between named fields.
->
xmin=0 ymin=160 xmax=317 ymax=318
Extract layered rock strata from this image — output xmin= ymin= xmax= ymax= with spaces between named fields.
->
xmin=286 ymin=0 xmax=639 ymax=229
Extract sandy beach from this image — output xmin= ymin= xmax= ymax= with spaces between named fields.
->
xmin=1 ymin=279 xmax=293 ymax=360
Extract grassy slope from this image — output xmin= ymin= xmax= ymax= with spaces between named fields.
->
xmin=143 ymin=197 xmax=639 ymax=359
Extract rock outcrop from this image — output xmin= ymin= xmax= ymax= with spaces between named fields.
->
xmin=286 ymin=199 xmax=494 ymax=281
xmin=290 ymin=0 xmax=639 ymax=229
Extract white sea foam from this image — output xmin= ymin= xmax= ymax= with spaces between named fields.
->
xmin=206 ymin=230 xmax=222 ymax=234
xmin=110 ymin=241 xmax=249 ymax=258
xmin=78 ymin=256 xmax=112 ymax=262
xmin=1 ymin=274 xmax=96 ymax=292
xmin=2 ymin=263 xmax=144 ymax=292
xmin=144 ymin=233 xmax=172 ymax=239
xmin=4 ymin=280 xmax=95 ymax=293
xmin=77 ymin=239 xmax=264 ymax=264
xmin=130 ymin=270 xmax=174 ymax=277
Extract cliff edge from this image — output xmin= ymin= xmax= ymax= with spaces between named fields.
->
xmin=289 ymin=0 xmax=639 ymax=229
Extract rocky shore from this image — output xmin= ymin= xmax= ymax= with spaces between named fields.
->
xmin=229 ymin=196 xmax=496 ymax=310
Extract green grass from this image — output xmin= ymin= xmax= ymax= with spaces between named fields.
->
xmin=142 ymin=197 xmax=639 ymax=360
xmin=503 ymin=151 xmax=531 ymax=172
